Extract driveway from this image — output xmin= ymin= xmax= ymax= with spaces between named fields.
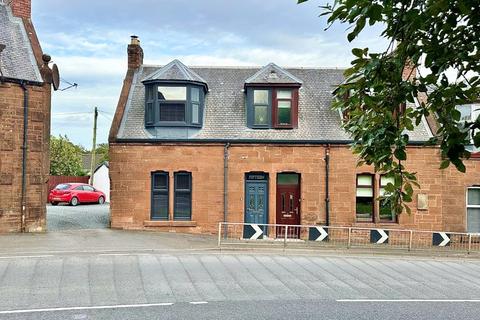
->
xmin=46 ymin=203 xmax=110 ymax=231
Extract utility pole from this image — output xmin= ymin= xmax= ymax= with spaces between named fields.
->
xmin=90 ymin=107 xmax=98 ymax=185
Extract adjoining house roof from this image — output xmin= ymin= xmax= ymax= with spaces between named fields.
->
xmin=244 ymin=62 xmax=303 ymax=85
xmin=82 ymin=154 xmax=105 ymax=173
xmin=0 ymin=4 xmax=42 ymax=82
xmin=142 ymin=59 xmax=207 ymax=85
xmin=117 ymin=62 xmax=431 ymax=143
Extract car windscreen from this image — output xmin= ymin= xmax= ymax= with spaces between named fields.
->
xmin=55 ymin=184 xmax=71 ymax=190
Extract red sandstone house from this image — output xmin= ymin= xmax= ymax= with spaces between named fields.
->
xmin=109 ymin=36 xmax=480 ymax=235
xmin=0 ymin=0 xmax=55 ymax=232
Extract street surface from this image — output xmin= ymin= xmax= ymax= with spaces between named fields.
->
xmin=46 ymin=204 xmax=110 ymax=231
xmin=0 ymin=247 xmax=479 ymax=319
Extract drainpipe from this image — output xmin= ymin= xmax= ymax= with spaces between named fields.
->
xmin=20 ymin=82 xmax=29 ymax=232
xmin=324 ymin=145 xmax=330 ymax=226
xmin=223 ymin=143 xmax=230 ymax=238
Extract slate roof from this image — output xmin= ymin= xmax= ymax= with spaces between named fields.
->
xmin=142 ymin=59 xmax=207 ymax=85
xmin=245 ymin=63 xmax=302 ymax=85
xmin=82 ymin=154 xmax=105 ymax=173
xmin=0 ymin=4 xmax=42 ymax=82
xmin=117 ymin=62 xmax=431 ymax=143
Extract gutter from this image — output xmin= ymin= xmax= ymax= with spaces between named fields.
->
xmin=114 ymin=138 xmax=429 ymax=146
xmin=223 ymin=143 xmax=230 ymax=238
xmin=20 ymin=82 xmax=29 ymax=232
xmin=324 ymin=145 xmax=330 ymax=226
xmin=0 ymin=76 xmax=43 ymax=87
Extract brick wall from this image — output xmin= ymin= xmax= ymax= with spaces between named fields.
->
xmin=0 ymin=81 xmax=50 ymax=232
xmin=110 ymin=142 xmax=479 ymax=234
xmin=10 ymin=0 xmax=31 ymax=19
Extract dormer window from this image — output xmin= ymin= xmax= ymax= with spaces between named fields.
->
xmin=273 ymin=89 xmax=297 ymax=128
xmin=253 ymin=89 xmax=270 ymax=126
xmin=158 ymin=86 xmax=187 ymax=122
xmin=247 ymin=87 xmax=299 ymax=129
xmin=456 ymin=103 xmax=480 ymax=153
xmin=142 ymin=60 xmax=208 ymax=128
xmin=144 ymin=84 xmax=204 ymax=127
xmin=244 ymin=63 xmax=302 ymax=129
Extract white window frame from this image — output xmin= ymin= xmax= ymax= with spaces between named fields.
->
xmin=466 ymin=187 xmax=480 ymax=233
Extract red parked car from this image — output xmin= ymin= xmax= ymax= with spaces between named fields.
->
xmin=49 ymin=183 xmax=106 ymax=206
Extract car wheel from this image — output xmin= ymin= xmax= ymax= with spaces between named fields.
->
xmin=51 ymin=202 xmax=58 ymax=206
xmin=70 ymin=197 xmax=79 ymax=206
xmin=98 ymin=196 xmax=105 ymax=205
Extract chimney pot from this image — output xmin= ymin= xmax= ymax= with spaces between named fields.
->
xmin=130 ymin=35 xmax=140 ymax=46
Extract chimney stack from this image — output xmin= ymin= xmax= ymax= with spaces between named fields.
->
xmin=9 ymin=0 xmax=31 ymax=19
xmin=128 ymin=35 xmax=143 ymax=70
xmin=402 ymin=59 xmax=416 ymax=82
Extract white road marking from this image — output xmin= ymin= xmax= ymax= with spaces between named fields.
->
xmin=0 ymin=255 xmax=54 ymax=259
xmin=189 ymin=301 xmax=208 ymax=305
xmin=337 ymin=299 xmax=480 ymax=302
xmin=0 ymin=303 xmax=174 ymax=315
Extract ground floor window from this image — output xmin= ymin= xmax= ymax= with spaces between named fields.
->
xmin=151 ymin=171 xmax=192 ymax=221
xmin=356 ymin=173 xmax=398 ymax=223
xmin=379 ymin=175 xmax=395 ymax=222
xmin=467 ymin=187 xmax=480 ymax=233
xmin=151 ymin=171 xmax=169 ymax=220
xmin=356 ymin=174 xmax=374 ymax=222
xmin=174 ymin=172 xmax=192 ymax=220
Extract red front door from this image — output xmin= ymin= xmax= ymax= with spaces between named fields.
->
xmin=276 ymin=173 xmax=300 ymax=238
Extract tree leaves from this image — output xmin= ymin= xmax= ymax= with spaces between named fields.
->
xmin=299 ymin=0 xmax=480 ymax=215
xmin=50 ymin=135 xmax=87 ymax=176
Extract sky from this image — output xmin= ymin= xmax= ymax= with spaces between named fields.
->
xmin=32 ymin=0 xmax=388 ymax=148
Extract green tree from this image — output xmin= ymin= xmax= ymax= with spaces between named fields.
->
xmin=50 ymin=135 xmax=87 ymax=176
xmin=95 ymin=143 xmax=109 ymax=163
xmin=299 ymin=0 xmax=480 ymax=214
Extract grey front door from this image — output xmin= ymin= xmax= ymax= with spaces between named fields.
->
xmin=244 ymin=179 xmax=268 ymax=238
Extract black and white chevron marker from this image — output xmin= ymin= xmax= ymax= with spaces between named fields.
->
xmin=308 ymin=227 xmax=329 ymax=242
xmin=370 ymin=229 xmax=389 ymax=244
xmin=432 ymin=232 xmax=451 ymax=246
xmin=243 ymin=224 xmax=264 ymax=240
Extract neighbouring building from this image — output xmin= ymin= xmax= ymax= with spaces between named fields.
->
xmin=109 ymin=36 xmax=480 ymax=235
xmin=92 ymin=161 xmax=110 ymax=203
xmin=0 ymin=0 xmax=56 ymax=232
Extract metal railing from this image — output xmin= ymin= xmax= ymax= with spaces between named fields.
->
xmin=218 ymin=222 xmax=480 ymax=254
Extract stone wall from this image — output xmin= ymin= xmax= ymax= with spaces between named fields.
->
xmin=110 ymin=142 xmax=480 ymax=234
xmin=0 ymin=81 xmax=51 ymax=232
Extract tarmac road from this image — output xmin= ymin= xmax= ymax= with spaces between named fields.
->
xmin=0 ymin=249 xmax=479 ymax=319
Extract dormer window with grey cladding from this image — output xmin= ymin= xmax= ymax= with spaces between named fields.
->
xmin=142 ymin=59 xmax=208 ymax=128
xmin=144 ymin=83 xmax=205 ymax=127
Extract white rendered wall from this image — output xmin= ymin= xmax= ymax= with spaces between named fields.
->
xmin=93 ymin=165 xmax=110 ymax=203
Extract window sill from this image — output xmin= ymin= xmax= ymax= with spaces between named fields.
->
xmin=273 ymin=125 xmax=294 ymax=129
xmin=353 ymin=221 xmax=400 ymax=226
xmin=355 ymin=220 xmax=375 ymax=224
xmin=144 ymin=220 xmax=197 ymax=227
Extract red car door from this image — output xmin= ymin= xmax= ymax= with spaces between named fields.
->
xmin=73 ymin=185 xmax=85 ymax=202
xmin=83 ymin=185 xmax=96 ymax=202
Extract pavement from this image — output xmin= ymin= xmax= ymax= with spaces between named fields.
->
xmin=0 ymin=229 xmax=480 ymax=319
xmin=46 ymin=203 xmax=110 ymax=231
